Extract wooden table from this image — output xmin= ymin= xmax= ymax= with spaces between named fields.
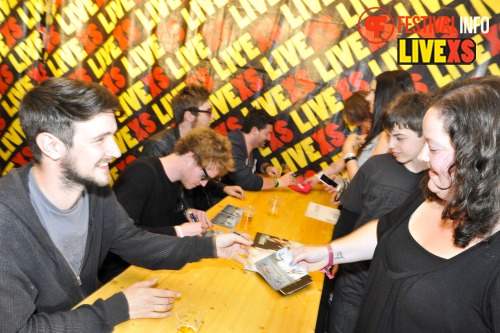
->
xmin=81 ymin=186 xmax=335 ymax=332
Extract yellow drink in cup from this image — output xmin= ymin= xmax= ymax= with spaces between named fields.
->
xmin=242 ymin=205 xmax=256 ymax=226
xmin=177 ymin=324 xmax=197 ymax=333
xmin=175 ymin=304 xmax=203 ymax=333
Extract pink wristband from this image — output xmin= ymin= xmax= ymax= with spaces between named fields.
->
xmin=320 ymin=245 xmax=335 ymax=279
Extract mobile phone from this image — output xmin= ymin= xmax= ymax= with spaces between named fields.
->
xmin=334 ymin=189 xmax=343 ymax=202
xmin=319 ymin=174 xmax=338 ymax=187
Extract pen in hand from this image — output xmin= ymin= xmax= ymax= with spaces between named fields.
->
xmin=189 ymin=212 xmax=198 ymax=223
xmin=190 ymin=210 xmax=215 ymax=232
xmin=233 ymin=230 xmax=245 ymax=238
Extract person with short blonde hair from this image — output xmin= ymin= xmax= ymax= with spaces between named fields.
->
xmin=99 ymin=127 xmax=237 ymax=282
xmin=113 ymin=127 xmax=235 ymax=237
xmin=175 ymin=126 xmax=234 ymax=174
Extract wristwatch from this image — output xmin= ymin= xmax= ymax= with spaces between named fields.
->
xmin=343 ymin=152 xmax=357 ymax=163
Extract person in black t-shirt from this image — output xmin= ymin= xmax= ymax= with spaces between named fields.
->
xmin=325 ymin=92 xmax=429 ymax=333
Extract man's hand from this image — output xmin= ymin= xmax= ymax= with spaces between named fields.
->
xmin=223 ymin=185 xmax=245 ymax=200
xmin=186 ymin=208 xmax=213 ymax=230
xmin=265 ymin=165 xmax=280 ymax=178
xmin=278 ymin=171 xmax=296 ymax=187
xmin=290 ymin=246 xmax=329 ymax=272
xmin=123 ymin=279 xmax=180 ymax=319
xmin=214 ymin=233 xmax=253 ymax=264
xmin=178 ymin=222 xmax=205 ymax=236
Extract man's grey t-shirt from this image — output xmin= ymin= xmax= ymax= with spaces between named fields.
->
xmin=28 ymin=169 xmax=89 ymax=278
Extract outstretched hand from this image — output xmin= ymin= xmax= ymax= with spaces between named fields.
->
xmin=215 ymin=232 xmax=253 ymax=265
xmin=290 ymin=246 xmax=329 ymax=272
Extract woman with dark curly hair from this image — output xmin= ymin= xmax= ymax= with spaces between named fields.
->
xmin=292 ymin=76 xmax=500 ymax=332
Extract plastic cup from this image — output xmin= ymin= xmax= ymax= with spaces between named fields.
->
xmin=267 ymin=196 xmax=281 ymax=215
xmin=175 ymin=304 xmax=203 ymax=333
xmin=242 ymin=205 xmax=256 ymax=225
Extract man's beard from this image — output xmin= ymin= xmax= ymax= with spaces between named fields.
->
xmin=61 ymin=156 xmax=105 ymax=189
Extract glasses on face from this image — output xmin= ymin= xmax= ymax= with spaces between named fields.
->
xmin=186 ymin=107 xmax=213 ymax=115
xmin=201 ymin=167 xmax=219 ymax=181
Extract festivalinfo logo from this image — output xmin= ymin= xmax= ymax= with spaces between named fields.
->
xmin=357 ymin=7 xmax=490 ymax=64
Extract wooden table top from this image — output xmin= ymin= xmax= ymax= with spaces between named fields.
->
xmin=80 ymin=185 xmax=335 ymax=332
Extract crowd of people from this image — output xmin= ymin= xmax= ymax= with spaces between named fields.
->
xmin=0 ymin=72 xmax=498 ymax=332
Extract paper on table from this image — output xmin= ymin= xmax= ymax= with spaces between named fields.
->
xmin=305 ymin=202 xmax=340 ymax=224
xmin=212 ymin=204 xmax=243 ymax=229
xmin=244 ymin=247 xmax=274 ymax=272
xmin=254 ymin=248 xmax=309 ymax=291
xmin=244 ymin=233 xmax=303 ymax=272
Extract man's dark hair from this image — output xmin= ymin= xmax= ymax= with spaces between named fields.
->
xmin=172 ymin=84 xmax=211 ymax=123
xmin=19 ymin=77 xmax=120 ymax=163
xmin=241 ymin=109 xmax=276 ymax=134
xmin=382 ymin=92 xmax=428 ymax=136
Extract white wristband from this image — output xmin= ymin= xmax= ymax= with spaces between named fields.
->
xmin=174 ymin=226 xmax=184 ymax=237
